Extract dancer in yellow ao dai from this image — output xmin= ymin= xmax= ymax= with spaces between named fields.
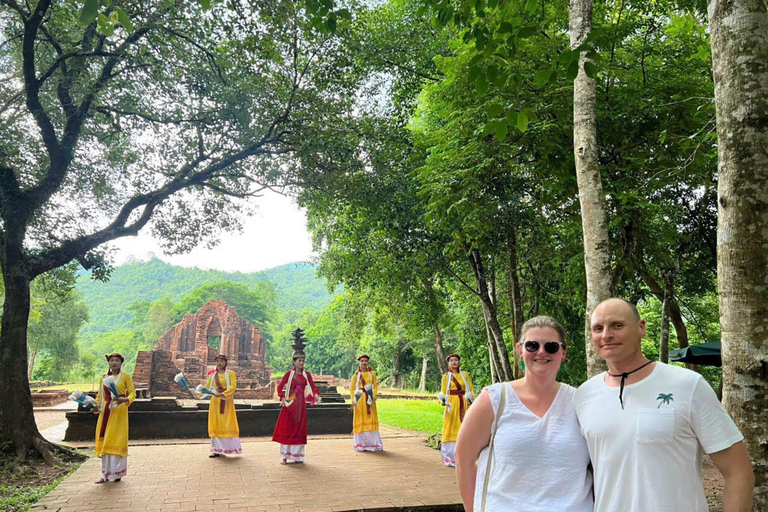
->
xmin=438 ymin=353 xmax=475 ymax=467
xmin=205 ymin=354 xmax=242 ymax=457
xmin=350 ymin=354 xmax=383 ymax=451
xmin=93 ymin=353 xmax=136 ymax=483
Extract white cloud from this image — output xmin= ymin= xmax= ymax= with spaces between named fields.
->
xmin=109 ymin=190 xmax=315 ymax=273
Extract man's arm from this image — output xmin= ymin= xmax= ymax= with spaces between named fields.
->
xmin=709 ymin=441 xmax=755 ymax=512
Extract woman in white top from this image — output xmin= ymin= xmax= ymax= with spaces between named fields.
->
xmin=455 ymin=316 xmax=593 ymax=512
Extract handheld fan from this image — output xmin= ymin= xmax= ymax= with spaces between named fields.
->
xmin=67 ymin=390 xmax=97 ymax=410
xmin=102 ymin=375 xmax=120 ymax=409
xmin=174 ymin=373 xmax=198 ymax=399
xmin=437 ymin=391 xmax=452 ymax=413
xmin=195 ymin=384 xmax=216 ymax=397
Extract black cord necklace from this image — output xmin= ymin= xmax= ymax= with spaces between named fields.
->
xmin=608 ymin=360 xmax=654 ymax=410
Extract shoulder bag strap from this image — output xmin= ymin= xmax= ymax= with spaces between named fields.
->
xmin=480 ymin=383 xmax=507 ymax=512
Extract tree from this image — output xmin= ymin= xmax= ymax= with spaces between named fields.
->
xmin=297 ymin=0 xmax=457 ymax=374
xmin=569 ymin=0 xmax=610 ymax=377
xmin=708 ymin=0 xmax=768 ymax=505
xmin=173 ymin=281 xmax=275 ymax=328
xmin=27 ymin=290 xmax=89 ymax=380
xmin=0 ymin=0 xmax=353 ymax=460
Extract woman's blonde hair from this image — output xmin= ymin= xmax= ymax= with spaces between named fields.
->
xmin=520 ymin=316 xmax=567 ymax=346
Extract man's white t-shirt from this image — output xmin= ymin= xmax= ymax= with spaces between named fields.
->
xmin=575 ymin=363 xmax=743 ymax=512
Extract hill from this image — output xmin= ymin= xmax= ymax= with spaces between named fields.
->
xmin=76 ymin=258 xmax=336 ymax=336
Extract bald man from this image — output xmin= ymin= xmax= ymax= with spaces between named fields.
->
xmin=575 ymin=298 xmax=754 ymax=512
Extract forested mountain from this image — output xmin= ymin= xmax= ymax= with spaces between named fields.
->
xmin=76 ymin=258 xmax=336 ymax=337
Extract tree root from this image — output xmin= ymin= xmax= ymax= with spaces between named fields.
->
xmin=32 ymin=435 xmax=86 ymax=465
xmin=1 ymin=433 xmax=87 ymax=466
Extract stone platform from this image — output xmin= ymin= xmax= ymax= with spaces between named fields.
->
xmin=33 ymin=430 xmax=463 ymax=512
xmin=65 ymin=398 xmax=352 ymax=441
xmin=31 ymin=389 xmax=69 ymax=407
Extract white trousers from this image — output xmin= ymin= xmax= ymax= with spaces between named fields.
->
xmin=210 ymin=437 xmax=242 ymax=455
xmin=441 ymin=441 xmax=456 ymax=467
xmin=280 ymin=444 xmax=305 ymax=462
xmin=101 ymin=454 xmax=127 ymax=481
xmin=354 ymin=431 xmax=384 ymax=452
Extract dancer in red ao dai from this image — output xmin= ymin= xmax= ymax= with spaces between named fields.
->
xmin=272 ymin=328 xmax=320 ymax=464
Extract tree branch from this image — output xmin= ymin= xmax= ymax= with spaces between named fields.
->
xmin=25 ymin=26 xmax=152 ymax=212
xmin=0 ymin=0 xmax=27 ymax=18
xmin=94 ymin=106 xmax=210 ymax=125
xmin=28 ymin=130 xmax=285 ymax=277
xmin=20 ymin=0 xmax=60 ymax=185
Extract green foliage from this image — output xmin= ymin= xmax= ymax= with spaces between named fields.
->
xmin=76 ymin=258 xmax=336 ymax=338
xmin=173 ymin=281 xmax=274 ymax=326
xmin=51 ymin=0 xmax=723 ymax=395
xmin=293 ymin=0 xmax=720 ymax=392
xmin=75 ymin=261 xmax=342 ymax=375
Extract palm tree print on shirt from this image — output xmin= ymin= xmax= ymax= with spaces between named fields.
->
xmin=656 ymin=393 xmax=674 ymax=408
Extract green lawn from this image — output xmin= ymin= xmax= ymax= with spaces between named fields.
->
xmin=377 ymin=398 xmax=444 ymax=435
xmin=31 ymin=381 xmax=95 ymax=392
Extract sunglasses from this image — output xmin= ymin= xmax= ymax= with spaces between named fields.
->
xmin=523 ymin=340 xmax=566 ymax=354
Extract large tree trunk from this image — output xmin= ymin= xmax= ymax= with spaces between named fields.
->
xmin=570 ymin=0 xmax=611 ymax=378
xmin=507 ymin=225 xmax=524 ymax=379
xmin=0 ymin=258 xmax=48 ymax=461
xmin=710 ymin=0 xmax=768 ymax=505
xmin=468 ymin=248 xmax=514 ymax=381
xmin=483 ymin=311 xmax=501 ymax=383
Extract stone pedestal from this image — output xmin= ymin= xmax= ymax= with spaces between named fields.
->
xmin=64 ymin=399 xmax=353 ymax=441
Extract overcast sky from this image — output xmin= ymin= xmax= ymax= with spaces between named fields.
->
xmin=109 ymin=190 xmax=315 ymax=273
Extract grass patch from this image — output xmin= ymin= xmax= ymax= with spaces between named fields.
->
xmin=377 ymin=398 xmax=444 ymax=435
xmin=0 ymin=455 xmax=82 ymax=512
xmin=30 ymin=381 xmax=95 ymax=392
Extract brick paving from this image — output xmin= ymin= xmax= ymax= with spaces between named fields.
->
xmin=31 ymin=431 xmax=462 ymax=512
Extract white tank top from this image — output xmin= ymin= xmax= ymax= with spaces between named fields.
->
xmin=473 ymin=382 xmax=594 ymax=512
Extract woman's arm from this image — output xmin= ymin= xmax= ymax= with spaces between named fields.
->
xmin=306 ymin=371 xmax=320 ymax=396
xmin=276 ymin=372 xmax=290 ymax=399
xmin=455 ymin=389 xmax=494 ymax=512
xmin=124 ymin=373 xmax=136 ymax=405
xmin=223 ymin=371 xmax=237 ymax=397
xmin=93 ymin=375 xmax=105 ymax=413
xmin=439 ymin=373 xmax=447 ymax=404
xmin=371 ymin=371 xmax=378 ymax=399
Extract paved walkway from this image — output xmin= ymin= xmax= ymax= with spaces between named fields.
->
xmin=32 ymin=431 xmax=462 ymax=512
